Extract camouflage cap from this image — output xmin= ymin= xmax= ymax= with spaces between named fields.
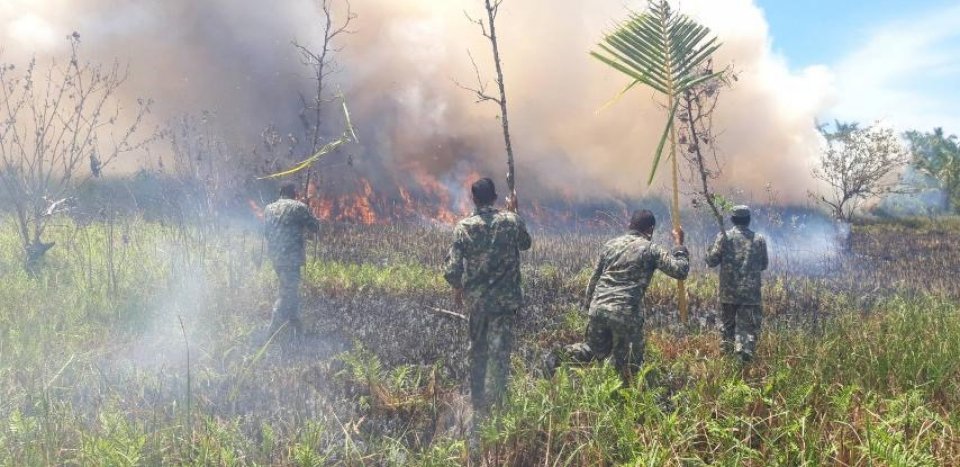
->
xmin=731 ymin=205 xmax=751 ymax=219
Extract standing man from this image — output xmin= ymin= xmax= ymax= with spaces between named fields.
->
xmin=706 ymin=205 xmax=768 ymax=363
xmin=547 ymin=210 xmax=689 ymax=384
xmin=263 ymin=183 xmax=320 ymax=337
xmin=444 ymin=178 xmax=531 ymax=413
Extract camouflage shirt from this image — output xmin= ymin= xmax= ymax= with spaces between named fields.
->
xmin=443 ymin=206 xmax=532 ymax=311
xmin=706 ymin=226 xmax=769 ymax=305
xmin=263 ymin=198 xmax=320 ymax=268
xmin=585 ymin=232 xmax=690 ymax=320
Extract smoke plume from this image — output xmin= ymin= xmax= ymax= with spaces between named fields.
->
xmin=2 ymin=0 xmax=836 ymax=202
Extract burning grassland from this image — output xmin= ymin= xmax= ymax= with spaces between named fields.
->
xmin=244 ymin=170 xmax=648 ymax=229
xmin=0 ymin=214 xmax=959 ymax=464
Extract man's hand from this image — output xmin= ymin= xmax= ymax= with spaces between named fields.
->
xmin=453 ymin=288 xmax=464 ymax=309
xmin=672 ymin=227 xmax=685 ymax=246
xmin=505 ymin=190 xmax=518 ymax=213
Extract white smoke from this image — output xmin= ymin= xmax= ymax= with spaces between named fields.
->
xmin=1 ymin=0 xmax=837 ymax=201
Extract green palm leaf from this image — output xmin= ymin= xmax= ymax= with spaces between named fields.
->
xmin=591 ymin=0 xmax=722 ymax=184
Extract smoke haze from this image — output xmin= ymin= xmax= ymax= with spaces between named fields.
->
xmin=1 ymin=0 xmax=836 ymax=202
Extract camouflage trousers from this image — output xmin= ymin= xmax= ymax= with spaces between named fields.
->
xmin=553 ymin=311 xmax=645 ymax=384
xmin=269 ymin=263 xmax=303 ymax=336
xmin=721 ymin=303 xmax=762 ymax=362
xmin=468 ymin=304 xmax=516 ymax=412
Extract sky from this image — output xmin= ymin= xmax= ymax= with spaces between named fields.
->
xmin=756 ymin=0 xmax=960 ymax=134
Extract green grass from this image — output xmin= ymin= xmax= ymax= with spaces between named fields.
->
xmin=1 ymin=216 xmax=959 ymax=465
xmin=304 ymin=259 xmax=447 ymax=296
xmin=485 ymin=295 xmax=960 ymax=465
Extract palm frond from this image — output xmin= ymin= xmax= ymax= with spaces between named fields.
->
xmin=648 ymin=100 xmax=679 ymax=185
xmin=591 ymin=0 xmax=723 ymax=185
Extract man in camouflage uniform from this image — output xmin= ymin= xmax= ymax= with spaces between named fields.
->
xmin=444 ymin=178 xmax=532 ymax=413
xmin=548 ymin=210 xmax=689 ymax=384
xmin=706 ymin=205 xmax=768 ymax=363
xmin=263 ymin=183 xmax=320 ymax=336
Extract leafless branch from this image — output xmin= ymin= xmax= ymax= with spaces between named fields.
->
xmin=0 ymin=34 xmax=151 ymax=267
xmin=678 ymin=62 xmax=733 ymax=235
xmin=293 ymin=0 xmax=356 ymax=153
xmin=452 ymin=51 xmax=501 ymax=104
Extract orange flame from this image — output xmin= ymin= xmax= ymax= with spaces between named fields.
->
xmin=248 ymin=199 xmax=264 ymax=221
xmin=279 ymin=170 xmax=573 ymax=226
xmin=338 ymin=179 xmax=378 ymax=225
xmin=251 ymin=173 xmax=616 ymax=228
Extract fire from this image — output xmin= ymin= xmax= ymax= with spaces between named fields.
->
xmin=294 ymin=168 xmax=477 ymax=225
xmin=338 ymin=179 xmax=378 ymax=225
xmin=247 ymin=170 xmax=620 ymax=228
xmin=312 ymin=197 xmax=334 ymax=221
xmin=398 ymin=186 xmax=414 ymax=208
xmin=410 ymin=171 xmax=457 ymax=223
xmin=248 ymin=199 xmax=264 ymax=220
xmin=302 ymin=177 xmax=411 ymax=225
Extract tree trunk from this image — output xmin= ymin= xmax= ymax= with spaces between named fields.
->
xmin=484 ymin=0 xmax=517 ymax=200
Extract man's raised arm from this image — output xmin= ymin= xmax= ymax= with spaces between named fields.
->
xmin=654 ymin=228 xmax=690 ymax=280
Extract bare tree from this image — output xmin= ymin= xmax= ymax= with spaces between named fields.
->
xmin=810 ymin=122 xmax=909 ymax=221
xmin=293 ymin=0 xmax=355 ymax=195
xmin=457 ymin=0 xmax=519 ymax=209
xmin=294 ymin=0 xmax=355 ymax=153
xmin=0 ymin=34 xmax=152 ymax=268
xmin=679 ymin=63 xmax=735 ymax=236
